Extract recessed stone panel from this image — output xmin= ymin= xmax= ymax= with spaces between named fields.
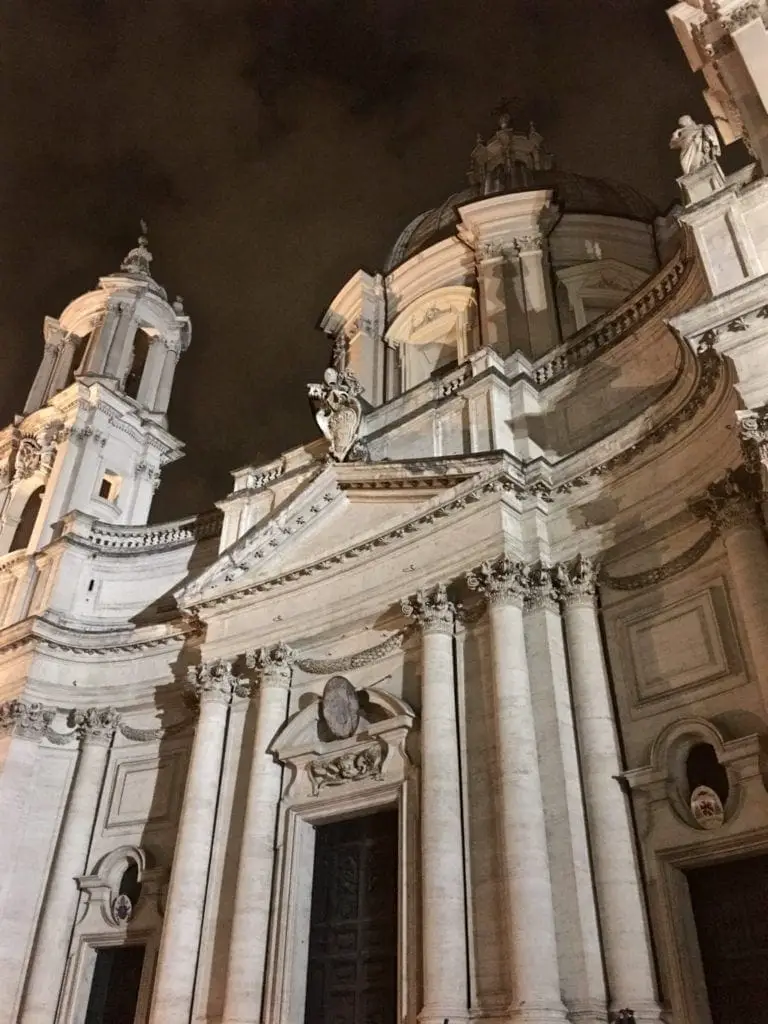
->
xmin=105 ymin=752 xmax=185 ymax=833
xmin=620 ymin=583 xmax=742 ymax=708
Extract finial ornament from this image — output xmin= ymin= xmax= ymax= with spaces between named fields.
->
xmin=466 ymin=556 xmax=530 ymax=607
xmin=401 ymin=583 xmax=455 ymax=634
xmin=307 ymin=367 xmax=364 ymax=462
xmin=120 ymin=219 xmax=154 ymax=276
xmin=670 ymin=115 xmax=721 ymax=175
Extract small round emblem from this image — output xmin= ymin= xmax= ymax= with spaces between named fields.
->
xmin=690 ymin=785 xmax=725 ymax=830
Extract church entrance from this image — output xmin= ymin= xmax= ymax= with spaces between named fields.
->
xmin=304 ymin=810 xmax=398 ymax=1024
xmin=686 ymin=853 xmax=768 ymax=1023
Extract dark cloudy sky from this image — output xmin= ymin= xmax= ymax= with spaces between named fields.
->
xmin=2 ymin=0 xmax=716 ymax=521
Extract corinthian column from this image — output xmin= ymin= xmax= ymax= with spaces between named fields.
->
xmin=555 ymin=556 xmax=661 ymax=1024
xmin=20 ymin=707 xmax=119 ymax=1024
xmin=221 ymin=642 xmax=294 ymax=1024
xmin=401 ymin=584 xmax=468 ymax=1023
xmin=149 ymin=660 xmax=239 ymax=1024
xmin=467 ymin=558 xmax=566 ymax=1023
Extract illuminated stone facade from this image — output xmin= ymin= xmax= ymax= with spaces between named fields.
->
xmin=5 ymin=5 xmax=768 ymax=1022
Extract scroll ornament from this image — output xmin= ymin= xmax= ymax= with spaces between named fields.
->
xmin=307 ymin=367 xmax=364 ymax=462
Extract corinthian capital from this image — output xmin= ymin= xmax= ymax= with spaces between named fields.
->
xmin=553 ymin=554 xmax=599 ymax=606
xmin=246 ymin=642 xmax=295 ymax=687
xmin=525 ymin=562 xmax=559 ymax=611
xmin=737 ymin=406 xmax=768 ymax=473
xmin=187 ymin=658 xmax=243 ymax=706
xmin=401 ymin=583 xmax=455 ymax=634
xmin=0 ymin=699 xmax=55 ymax=742
xmin=466 ymin=556 xmax=529 ymax=607
xmin=71 ymin=707 xmax=121 ymax=746
xmin=692 ymin=468 xmax=760 ymax=533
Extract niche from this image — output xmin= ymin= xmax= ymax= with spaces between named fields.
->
xmin=9 ymin=486 xmax=44 ymax=552
xmin=124 ymin=330 xmax=151 ymax=400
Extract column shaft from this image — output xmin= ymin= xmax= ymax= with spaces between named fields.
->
xmin=402 ymin=585 xmax=468 ymax=1022
xmin=20 ymin=709 xmax=117 ymax=1024
xmin=559 ymin=558 xmax=660 ymax=1023
xmin=222 ymin=644 xmax=292 ymax=1024
xmin=149 ymin=666 xmax=232 ymax=1024
xmin=722 ymin=521 xmax=768 ymax=706
xmin=488 ymin=597 xmax=565 ymax=1020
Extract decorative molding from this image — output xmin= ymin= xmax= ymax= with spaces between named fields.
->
xmin=118 ymin=718 xmax=192 ymax=743
xmin=401 ymin=583 xmax=455 ymax=634
xmin=195 ymin=470 xmax=529 ymax=609
xmin=467 ymin=556 xmax=529 ymax=608
xmin=296 ymin=629 xmax=411 ymax=674
xmin=306 ymin=742 xmax=385 ymax=796
xmin=600 ymin=529 xmax=718 ymax=592
xmin=737 ymin=404 xmax=768 ymax=473
xmin=723 ymin=1 xmax=763 ymax=31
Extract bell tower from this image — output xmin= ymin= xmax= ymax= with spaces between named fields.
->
xmin=0 ymin=224 xmax=191 ymax=554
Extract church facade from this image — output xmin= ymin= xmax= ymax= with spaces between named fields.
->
xmin=4 ymin=3 xmax=768 ymax=1022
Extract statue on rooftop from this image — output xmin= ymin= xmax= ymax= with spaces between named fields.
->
xmin=120 ymin=220 xmax=153 ymax=276
xmin=307 ymin=366 xmax=364 ymax=462
xmin=670 ymin=115 xmax=721 ymax=175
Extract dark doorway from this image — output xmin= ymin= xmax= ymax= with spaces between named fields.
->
xmin=84 ymin=944 xmax=145 ymax=1024
xmin=687 ymin=854 xmax=768 ymax=1023
xmin=304 ymin=810 xmax=398 ymax=1024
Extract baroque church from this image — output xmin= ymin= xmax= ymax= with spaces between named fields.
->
xmin=4 ymin=2 xmax=768 ymax=1022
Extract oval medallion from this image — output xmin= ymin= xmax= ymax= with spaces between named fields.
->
xmin=321 ymin=676 xmax=360 ymax=740
xmin=690 ymin=784 xmax=725 ymax=830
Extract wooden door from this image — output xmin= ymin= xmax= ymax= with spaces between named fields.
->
xmin=304 ymin=811 xmax=398 ymax=1024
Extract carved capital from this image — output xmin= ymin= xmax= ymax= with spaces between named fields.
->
xmin=187 ymin=659 xmax=243 ymax=706
xmin=246 ymin=641 xmax=295 ymax=687
xmin=692 ymin=468 xmax=761 ymax=533
xmin=71 ymin=707 xmax=120 ymax=746
xmin=466 ymin=556 xmax=529 ymax=608
xmin=401 ymin=583 xmax=455 ymax=634
xmin=0 ymin=699 xmax=55 ymax=742
xmin=553 ymin=554 xmax=599 ymax=607
xmin=525 ymin=562 xmax=559 ymax=611
xmin=738 ymin=405 xmax=768 ymax=474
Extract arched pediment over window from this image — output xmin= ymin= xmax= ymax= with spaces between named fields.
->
xmin=385 ymin=286 xmax=477 ymax=392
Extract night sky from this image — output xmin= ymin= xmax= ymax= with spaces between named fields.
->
xmin=2 ymin=0 xmax=715 ymax=521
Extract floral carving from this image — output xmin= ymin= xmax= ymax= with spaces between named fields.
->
xmin=401 ymin=583 xmax=456 ymax=634
xmin=71 ymin=707 xmax=120 ymax=746
xmin=691 ymin=467 xmax=761 ymax=532
xmin=525 ymin=562 xmax=559 ymax=610
xmin=187 ymin=659 xmax=245 ymax=705
xmin=466 ymin=556 xmax=530 ymax=607
xmin=0 ymin=699 xmax=55 ymax=740
xmin=600 ymin=529 xmax=718 ymax=592
xmin=246 ymin=641 xmax=295 ymax=686
xmin=553 ymin=554 xmax=599 ymax=605
xmin=738 ymin=405 xmax=768 ymax=473
xmin=296 ymin=630 xmax=410 ymax=674
xmin=306 ymin=743 xmax=384 ymax=796
xmin=13 ymin=438 xmax=42 ymax=481
xmin=307 ymin=367 xmax=364 ymax=462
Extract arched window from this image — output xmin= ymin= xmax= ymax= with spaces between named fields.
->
xmin=10 ymin=486 xmax=44 ymax=552
xmin=124 ymin=330 xmax=151 ymax=400
xmin=686 ymin=742 xmax=729 ymax=804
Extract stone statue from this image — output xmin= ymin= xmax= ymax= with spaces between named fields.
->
xmin=307 ymin=367 xmax=364 ymax=462
xmin=670 ymin=115 xmax=721 ymax=175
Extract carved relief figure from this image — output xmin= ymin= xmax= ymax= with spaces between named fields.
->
xmin=670 ymin=115 xmax=721 ymax=175
xmin=307 ymin=366 xmax=364 ymax=461
xmin=13 ymin=438 xmax=42 ymax=481
xmin=306 ymin=744 xmax=384 ymax=796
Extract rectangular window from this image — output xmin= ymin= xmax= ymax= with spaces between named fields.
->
xmin=98 ymin=472 xmax=121 ymax=503
xmin=84 ymin=945 xmax=145 ymax=1024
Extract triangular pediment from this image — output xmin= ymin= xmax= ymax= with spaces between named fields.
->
xmin=177 ymin=455 xmax=502 ymax=607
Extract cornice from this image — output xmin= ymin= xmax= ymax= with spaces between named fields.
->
xmin=191 ymin=464 xmax=534 ymax=611
xmin=0 ymin=614 xmax=200 ymax=659
xmin=57 ymin=508 xmax=222 ymax=557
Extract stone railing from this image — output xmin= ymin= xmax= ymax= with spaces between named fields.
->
xmin=533 ymin=239 xmax=690 ymax=386
xmin=86 ymin=508 xmax=223 ymax=552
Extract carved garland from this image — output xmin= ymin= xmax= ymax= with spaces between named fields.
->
xmin=296 ymin=628 xmax=412 ymax=674
xmin=599 ymin=528 xmax=719 ymax=592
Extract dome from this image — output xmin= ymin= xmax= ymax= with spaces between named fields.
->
xmin=385 ymin=116 xmax=659 ymax=271
xmin=385 ymin=170 xmax=660 ymax=271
